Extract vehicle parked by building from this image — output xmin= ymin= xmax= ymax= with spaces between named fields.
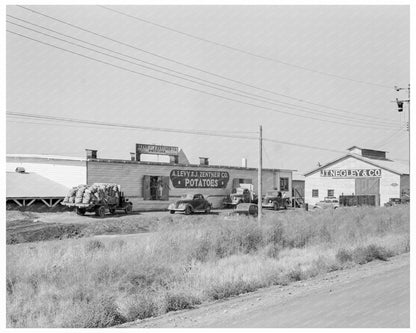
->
xmin=223 ymin=184 xmax=258 ymax=208
xmin=231 ymin=203 xmax=258 ymax=217
xmin=168 ymin=193 xmax=212 ymax=215
xmin=384 ymin=196 xmax=409 ymax=207
xmin=262 ymin=190 xmax=290 ymax=210
xmin=313 ymin=196 xmax=339 ymax=209
xmin=61 ymin=183 xmax=132 ymax=217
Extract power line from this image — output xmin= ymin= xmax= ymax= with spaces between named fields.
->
xmin=7 ymin=118 xmax=257 ymax=135
xmin=8 ymin=112 xmax=356 ymax=155
xmin=15 ymin=6 xmax=395 ymax=123
xmin=7 ymin=29 xmax=402 ymax=131
xmin=374 ymin=125 xmax=408 ymax=149
xmin=263 ymin=138 xmax=346 ymax=155
xmin=99 ymin=5 xmax=393 ymax=90
xmin=7 ymin=18 xmax=397 ymax=128
xmin=7 ymin=112 xmax=258 ymax=140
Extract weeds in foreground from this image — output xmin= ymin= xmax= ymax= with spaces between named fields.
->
xmin=6 ymin=206 xmax=409 ymax=327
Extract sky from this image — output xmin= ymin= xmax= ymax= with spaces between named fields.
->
xmin=6 ymin=4 xmax=410 ymax=174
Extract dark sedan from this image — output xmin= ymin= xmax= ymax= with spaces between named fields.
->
xmin=168 ymin=193 xmax=212 ymax=215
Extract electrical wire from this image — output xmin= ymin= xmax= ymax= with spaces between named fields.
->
xmin=8 ymin=112 xmax=359 ymax=155
xmin=263 ymin=137 xmax=346 ymax=154
xmin=7 ymin=112 xmax=258 ymax=140
xmin=7 ymin=18 xmax=397 ymax=128
xmin=374 ymin=125 xmax=408 ymax=149
xmin=15 ymin=6 xmax=396 ymax=121
xmin=7 ymin=118 xmax=258 ymax=135
xmin=99 ymin=5 xmax=394 ymax=90
xmin=7 ymin=29 xmax=402 ymax=131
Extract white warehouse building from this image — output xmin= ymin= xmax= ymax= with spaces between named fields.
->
xmin=304 ymin=146 xmax=409 ymax=207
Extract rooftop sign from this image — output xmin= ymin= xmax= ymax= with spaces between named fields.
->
xmin=136 ymin=144 xmax=179 ymax=156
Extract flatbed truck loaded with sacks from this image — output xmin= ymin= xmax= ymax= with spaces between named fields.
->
xmin=61 ymin=183 xmax=132 ymax=217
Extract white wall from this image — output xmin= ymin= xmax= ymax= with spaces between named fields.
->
xmin=7 ymin=157 xmax=87 ymax=189
xmin=304 ymin=156 xmax=401 ymax=206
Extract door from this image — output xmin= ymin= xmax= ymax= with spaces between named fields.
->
xmin=161 ymin=176 xmax=170 ymax=201
xmin=143 ymin=175 xmax=151 ymax=200
xmin=355 ymin=178 xmax=380 ymax=206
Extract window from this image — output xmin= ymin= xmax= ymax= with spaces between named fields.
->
xmin=280 ymin=177 xmax=289 ymax=191
xmin=328 ymin=189 xmax=334 ymax=197
xmin=312 ymin=189 xmax=319 ymax=197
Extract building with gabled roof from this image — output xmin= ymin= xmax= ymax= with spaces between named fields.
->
xmin=304 ymin=147 xmax=409 ymax=207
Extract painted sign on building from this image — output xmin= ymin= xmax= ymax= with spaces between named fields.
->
xmin=320 ymin=169 xmax=382 ymax=178
xmin=136 ymin=144 xmax=178 ymax=156
xmin=170 ymin=169 xmax=229 ymax=188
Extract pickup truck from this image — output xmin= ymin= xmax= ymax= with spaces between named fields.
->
xmin=262 ymin=190 xmax=290 ymax=210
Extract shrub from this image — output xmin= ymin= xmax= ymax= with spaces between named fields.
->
xmin=85 ymin=239 xmax=105 ymax=252
xmin=352 ymin=244 xmax=394 ymax=265
xmin=165 ymin=291 xmax=201 ymax=312
xmin=207 ymin=280 xmax=259 ymax=300
xmin=123 ymin=292 xmax=160 ymax=322
xmin=286 ymin=268 xmax=304 ymax=282
xmin=336 ymin=248 xmax=353 ymax=263
xmin=64 ymin=295 xmax=125 ymax=328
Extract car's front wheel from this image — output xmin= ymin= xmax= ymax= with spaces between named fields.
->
xmin=205 ymin=206 xmax=211 ymax=214
xmin=170 ymin=210 xmax=175 ymax=214
xmin=184 ymin=206 xmax=192 ymax=215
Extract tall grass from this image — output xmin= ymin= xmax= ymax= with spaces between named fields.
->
xmin=6 ymin=206 xmax=409 ymax=327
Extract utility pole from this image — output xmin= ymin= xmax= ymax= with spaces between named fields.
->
xmin=258 ymin=125 xmax=262 ymax=224
xmin=394 ymin=84 xmax=410 ymax=131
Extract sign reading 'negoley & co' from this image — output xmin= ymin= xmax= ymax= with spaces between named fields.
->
xmin=320 ymin=169 xmax=382 ymax=178
xmin=170 ymin=169 xmax=229 ymax=188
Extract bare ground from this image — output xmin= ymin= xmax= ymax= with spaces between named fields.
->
xmin=6 ymin=208 xmax=279 ymax=244
xmin=121 ymin=253 xmax=410 ymax=328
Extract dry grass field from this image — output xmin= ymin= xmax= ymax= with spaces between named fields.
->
xmin=6 ymin=206 xmax=409 ymax=327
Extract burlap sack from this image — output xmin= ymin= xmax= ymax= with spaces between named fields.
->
xmin=82 ymin=189 xmax=92 ymax=204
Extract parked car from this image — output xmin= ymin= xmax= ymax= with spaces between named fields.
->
xmin=384 ymin=197 xmax=409 ymax=207
xmin=223 ymin=186 xmax=258 ymax=208
xmin=313 ymin=197 xmax=339 ymax=209
xmin=225 ymin=203 xmax=258 ymax=218
xmin=234 ymin=203 xmax=258 ymax=217
xmin=168 ymin=193 xmax=212 ymax=215
xmin=262 ymin=190 xmax=290 ymax=210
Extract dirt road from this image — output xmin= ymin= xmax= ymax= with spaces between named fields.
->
xmin=125 ymin=253 xmax=409 ymax=328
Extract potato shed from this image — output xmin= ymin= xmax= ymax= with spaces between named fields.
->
xmin=7 ymin=146 xmax=294 ymax=210
xmin=304 ymin=146 xmax=409 ymax=207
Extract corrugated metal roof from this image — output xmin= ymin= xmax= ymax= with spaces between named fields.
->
xmin=354 ymin=154 xmax=409 ymax=174
xmin=88 ymin=158 xmax=295 ymax=173
xmin=7 ymin=153 xmax=85 ymax=161
xmin=6 ymin=172 xmax=70 ymax=198
xmin=304 ymin=153 xmax=409 ymax=176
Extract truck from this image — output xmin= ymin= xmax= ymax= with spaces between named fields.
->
xmin=223 ymin=184 xmax=258 ymax=208
xmin=61 ymin=183 xmax=132 ymax=218
xmin=261 ymin=190 xmax=291 ymax=210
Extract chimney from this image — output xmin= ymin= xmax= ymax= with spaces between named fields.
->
xmin=242 ymin=158 xmax=247 ymax=168
xmin=199 ymin=157 xmax=209 ymax=166
xmin=85 ymin=149 xmax=97 ymax=159
xmin=130 ymin=152 xmax=136 ymax=161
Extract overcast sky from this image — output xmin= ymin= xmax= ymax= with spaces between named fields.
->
xmin=6 ymin=5 xmax=410 ymax=173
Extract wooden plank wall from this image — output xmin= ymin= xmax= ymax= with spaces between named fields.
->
xmin=87 ymin=160 xmax=292 ymax=210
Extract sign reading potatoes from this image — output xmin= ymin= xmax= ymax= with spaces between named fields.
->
xmin=170 ymin=169 xmax=229 ymax=188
